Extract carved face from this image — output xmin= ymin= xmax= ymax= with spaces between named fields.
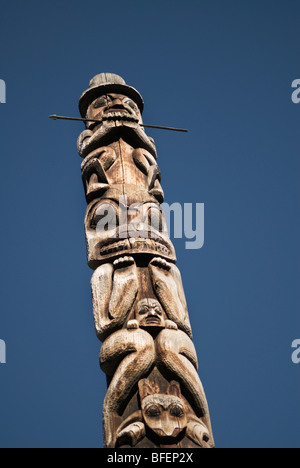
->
xmin=78 ymin=93 xmax=157 ymax=161
xmin=85 ymin=195 xmax=176 ymax=267
xmin=139 ymin=380 xmax=187 ymax=439
xmin=86 ymin=93 xmax=142 ymax=128
xmin=137 ymin=299 xmax=165 ymax=328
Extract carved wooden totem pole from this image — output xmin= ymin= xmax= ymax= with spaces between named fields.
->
xmin=77 ymin=73 xmax=215 ymax=448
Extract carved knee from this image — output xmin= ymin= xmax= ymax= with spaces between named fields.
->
xmin=156 ymin=328 xmax=198 ymax=371
xmin=100 ymin=328 xmax=155 ymax=376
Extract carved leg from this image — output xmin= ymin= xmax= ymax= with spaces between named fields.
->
xmin=91 ymin=257 xmax=138 ymax=342
xmin=155 ymin=329 xmax=208 ymax=418
xmin=100 ymin=328 xmax=155 ymax=448
xmin=149 ymin=258 xmax=192 ymax=338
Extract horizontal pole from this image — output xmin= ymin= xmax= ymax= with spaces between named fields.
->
xmin=49 ymin=115 xmax=188 ymax=133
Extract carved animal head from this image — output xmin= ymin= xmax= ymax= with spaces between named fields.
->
xmin=138 ymin=379 xmax=188 ymax=439
xmin=85 ymin=193 xmax=176 ymax=268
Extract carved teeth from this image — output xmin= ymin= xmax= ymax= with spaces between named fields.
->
xmin=100 ymin=239 xmax=130 ymax=255
xmin=100 ymin=113 xmax=139 ymax=124
xmin=113 ymin=256 xmax=135 ymax=268
xmin=101 ymin=238 xmax=171 ymax=257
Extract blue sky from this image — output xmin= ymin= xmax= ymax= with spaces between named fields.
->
xmin=0 ymin=0 xmax=299 ymax=448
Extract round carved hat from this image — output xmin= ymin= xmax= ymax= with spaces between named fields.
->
xmin=79 ymin=73 xmax=144 ymax=117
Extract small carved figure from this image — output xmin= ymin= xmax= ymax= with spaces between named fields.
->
xmin=136 ymin=298 xmax=165 ymax=329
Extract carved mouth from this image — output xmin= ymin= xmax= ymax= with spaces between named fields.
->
xmin=102 ymin=111 xmax=139 ymax=123
xmin=144 ymin=316 xmax=162 ymax=324
xmin=99 ymin=238 xmax=172 ymax=257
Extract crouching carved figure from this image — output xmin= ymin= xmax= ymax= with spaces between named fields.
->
xmin=91 ymin=255 xmax=214 ymax=448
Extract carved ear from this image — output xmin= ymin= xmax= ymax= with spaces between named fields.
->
xmin=167 ymin=381 xmax=182 ymax=398
xmin=138 ymin=379 xmax=155 ymax=400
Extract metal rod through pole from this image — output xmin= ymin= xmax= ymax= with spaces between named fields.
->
xmin=49 ymin=115 xmax=188 ymax=133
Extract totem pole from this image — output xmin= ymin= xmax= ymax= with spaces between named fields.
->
xmin=77 ymin=73 xmax=214 ymax=448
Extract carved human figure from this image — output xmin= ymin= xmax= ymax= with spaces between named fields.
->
xmin=78 ymin=75 xmax=157 ymax=159
xmin=99 ymin=315 xmax=212 ymax=447
xmin=91 ymin=256 xmax=191 ymax=341
xmin=78 ymin=75 xmax=162 ymax=203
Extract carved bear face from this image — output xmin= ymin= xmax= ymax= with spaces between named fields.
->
xmin=85 ymin=195 xmax=177 ymax=268
xmin=138 ymin=380 xmax=188 ymax=439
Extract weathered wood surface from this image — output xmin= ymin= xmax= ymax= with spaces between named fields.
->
xmin=78 ymin=73 xmax=214 ymax=448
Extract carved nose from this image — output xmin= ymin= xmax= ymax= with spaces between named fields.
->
xmin=110 ymin=98 xmax=124 ymax=109
xmin=162 ymin=423 xmax=176 ymax=437
xmin=150 ymin=309 xmax=161 ymax=316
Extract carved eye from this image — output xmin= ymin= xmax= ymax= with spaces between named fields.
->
xmin=125 ymin=99 xmax=137 ymax=111
xmin=146 ymin=405 xmax=161 ymax=418
xmin=169 ymin=405 xmax=184 ymax=418
xmin=139 ymin=306 xmax=149 ymax=316
xmin=93 ymin=97 xmax=107 ymax=109
xmin=91 ymin=203 xmax=118 ymax=232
